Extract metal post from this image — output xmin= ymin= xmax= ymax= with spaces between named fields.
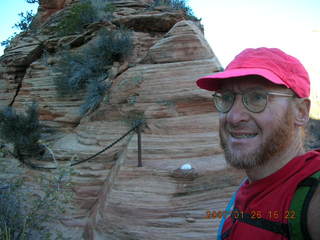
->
xmin=137 ymin=125 xmax=142 ymax=167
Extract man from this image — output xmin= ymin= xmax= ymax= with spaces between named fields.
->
xmin=196 ymin=48 xmax=320 ymax=240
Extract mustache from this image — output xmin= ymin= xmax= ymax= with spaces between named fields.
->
xmin=223 ymin=122 xmax=258 ymax=132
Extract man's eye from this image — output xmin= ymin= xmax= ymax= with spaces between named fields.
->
xmin=248 ymin=92 xmax=266 ymax=102
xmin=221 ymin=93 xmax=234 ymax=102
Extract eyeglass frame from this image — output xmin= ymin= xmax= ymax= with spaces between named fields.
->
xmin=212 ymin=89 xmax=295 ymax=113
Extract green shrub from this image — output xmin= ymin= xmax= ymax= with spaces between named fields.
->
xmin=0 ymin=161 xmax=73 ymax=239
xmin=55 ymin=0 xmax=98 ymax=36
xmin=104 ymin=28 xmax=134 ymax=62
xmin=84 ymin=27 xmax=133 ymax=63
xmin=0 ymin=102 xmax=43 ymax=160
xmin=91 ymin=0 xmax=115 ymax=20
xmin=1 ymin=9 xmax=35 ymax=48
xmin=53 ymin=50 xmax=89 ymax=96
xmin=26 ymin=0 xmax=39 ymax=3
xmin=80 ymin=76 xmax=112 ymax=115
xmin=1 ymin=34 xmax=18 ymax=48
xmin=54 ymin=0 xmax=115 ymax=36
xmin=54 ymin=28 xmax=132 ymax=95
xmin=14 ymin=10 xmax=35 ymax=31
xmin=104 ymin=3 xmax=116 ymax=13
xmin=151 ymin=0 xmax=198 ymax=20
xmin=0 ymin=183 xmax=23 ymax=239
xmin=53 ymin=28 xmax=133 ymax=114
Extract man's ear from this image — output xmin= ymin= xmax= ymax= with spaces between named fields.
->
xmin=293 ymin=98 xmax=310 ymax=126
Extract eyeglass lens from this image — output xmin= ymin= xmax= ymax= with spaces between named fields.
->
xmin=213 ymin=90 xmax=268 ymax=113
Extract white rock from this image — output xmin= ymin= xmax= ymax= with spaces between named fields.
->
xmin=180 ymin=163 xmax=192 ymax=170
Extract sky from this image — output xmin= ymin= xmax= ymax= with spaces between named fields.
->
xmin=0 ymin=0 xmax=38 ymax=51
xmin=1 ymin=0 xmax=320 ymax=116
xmin=188 ymin=0 xmax=320 ymax=67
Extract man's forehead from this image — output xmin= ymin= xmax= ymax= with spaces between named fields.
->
xmin=220 ymin=75 xmax=289 ymax=91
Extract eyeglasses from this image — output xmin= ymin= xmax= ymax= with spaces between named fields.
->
xmin=212 ymin=89 xmax=295 ymax=113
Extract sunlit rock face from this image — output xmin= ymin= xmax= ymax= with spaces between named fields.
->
xmin=0 ymin=1 xmax=245 ymax=239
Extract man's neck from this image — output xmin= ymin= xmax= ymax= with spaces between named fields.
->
xmin=245 ymin=138 xmax=305 ymax=183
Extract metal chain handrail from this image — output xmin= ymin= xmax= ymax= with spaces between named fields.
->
xmin=5 ymin=121 xmax=144 ymax=170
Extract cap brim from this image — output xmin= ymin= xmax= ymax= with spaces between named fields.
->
xmin=196 ymin=68 xmax=288 ymax=91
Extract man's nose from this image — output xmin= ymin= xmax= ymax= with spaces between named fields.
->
xmin=225 ymin=96 xmax=250 ymax=124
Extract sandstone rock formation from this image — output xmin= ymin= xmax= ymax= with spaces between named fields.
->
xmin=38 ymin=0 xmax=74 ymax=22
xmin=0 ymin=0 xmax=245 ymax=239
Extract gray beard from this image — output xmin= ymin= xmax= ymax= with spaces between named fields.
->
xmin=219 ymin=108 xmax=294 ymax=170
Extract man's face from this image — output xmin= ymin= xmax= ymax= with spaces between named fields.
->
xmin=218 ymin=76 xmax=295 ymax=169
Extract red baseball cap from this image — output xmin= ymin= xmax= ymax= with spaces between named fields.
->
xmin=196 ymin=47 xmax=310 ymax=98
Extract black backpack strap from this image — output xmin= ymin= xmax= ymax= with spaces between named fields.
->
xmin=289 ymin=171 xmax=320 ymax=240
xmin=230 ymin=208 xmax=290 ymax=238
xmin=221 ymin=228 xmax=232 ymax=240
xmin=221 ymin=213 xmax=237 ymax=239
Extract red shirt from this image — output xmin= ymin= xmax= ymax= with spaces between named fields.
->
xmin=222 ymin=150 xmax=320 ymax=239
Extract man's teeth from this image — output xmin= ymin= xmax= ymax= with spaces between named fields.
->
xmin=231 ymin=133 xmax=257 ymax=139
